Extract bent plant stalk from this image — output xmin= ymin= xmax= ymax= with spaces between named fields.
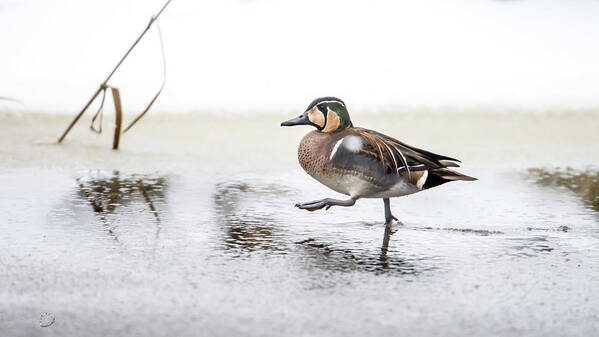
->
xmin=57 ymin=0 xmax=172 ymax=146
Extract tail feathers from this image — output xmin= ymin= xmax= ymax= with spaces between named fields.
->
xmin=422 ymin=168 xmax=477 ymax=189
xmin=436 ymin=168 xmax=477 ymax=181
xmin=439 ymin=160 xmax=461 ymax=168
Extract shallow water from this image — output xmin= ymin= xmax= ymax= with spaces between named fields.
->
xmin=1 ymin=113 xmax=599 ymax=336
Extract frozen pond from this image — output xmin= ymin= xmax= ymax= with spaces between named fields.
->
xmin=1 ymin=113 xmax=599 ymax=336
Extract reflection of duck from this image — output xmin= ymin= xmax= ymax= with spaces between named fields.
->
xmin=77 ymin=171 xmax=167 ymax=239
xmin=508 ymin=236 xmax=554 ymax=258
xmin=295 ymin=226 xmax=420 ymax=275
xmin=213 ymin=182 xmax=287 ymax=253
xmin=281 ymin=97 xmax=476 ymax=225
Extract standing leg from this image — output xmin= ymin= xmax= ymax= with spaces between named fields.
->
xmin=380 ymin=198 xmax=398 ymax=264
xmin=383 ymin=198 xmax=397 ymax=225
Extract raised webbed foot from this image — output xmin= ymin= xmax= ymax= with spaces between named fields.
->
xmin=295 ymin=197 xmax=358 ymax=212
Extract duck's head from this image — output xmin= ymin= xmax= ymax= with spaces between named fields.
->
xmin=281 ymin=97 xmax=353 ymax=132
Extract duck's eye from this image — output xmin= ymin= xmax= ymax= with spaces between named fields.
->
xmin=317 ymin=104 xmax=327 ymax=113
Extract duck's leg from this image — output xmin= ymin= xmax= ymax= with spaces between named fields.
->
xmin=383 ymin=198 xmax=398 ymax=225
xmin=296 ymin=197 xmax=358 ymax=212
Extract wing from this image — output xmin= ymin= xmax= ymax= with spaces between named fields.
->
xmin=331 ymin=128 xmax=461 ymax=179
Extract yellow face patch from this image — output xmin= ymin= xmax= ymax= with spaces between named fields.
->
xmin=307 ymin=107 xmax=325 ymax=128
xmin=322 ymin=108 xmax=340 ymax=133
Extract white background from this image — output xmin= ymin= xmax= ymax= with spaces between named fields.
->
xmin=1 ymin=0 xmax=599 ymax=113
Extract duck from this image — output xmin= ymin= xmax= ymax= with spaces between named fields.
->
xmin=281 ymin=96 xmax=476 ymax=225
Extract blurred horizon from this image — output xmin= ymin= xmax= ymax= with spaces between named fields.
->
xmin=1 ymin=0 xmax=599 ymax=114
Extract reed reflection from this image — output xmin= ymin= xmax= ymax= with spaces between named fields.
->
xmin=77 ymin=171 xmax=167 ymax=240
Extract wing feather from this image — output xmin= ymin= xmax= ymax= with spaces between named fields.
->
xmin=353 ymin=127 xmax=461 ymax=176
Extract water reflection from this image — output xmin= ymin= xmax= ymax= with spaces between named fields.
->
xmin=508 ymin=235 xmax=554 ymax=257
xmin=213 ymin=181 xmax=287 ymax=253
xmin=77 ymin=171 xmax=167 ymax=240
xmin=529 ymin=168 xmax=599 ymax=213
xmin=213 ymin=180 xmax=422 ymax=275
xmin=295 ymin=227 xmax=420 ymax=275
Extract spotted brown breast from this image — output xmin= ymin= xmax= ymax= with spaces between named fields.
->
xmin=298 ymin=130 xmax=331 ymax=177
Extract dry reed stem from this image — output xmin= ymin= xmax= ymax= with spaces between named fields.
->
xmin=57 ymin=0 xmax=173 ymax=144
xmin=111 ymin=87 xmax=123 ymax=150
